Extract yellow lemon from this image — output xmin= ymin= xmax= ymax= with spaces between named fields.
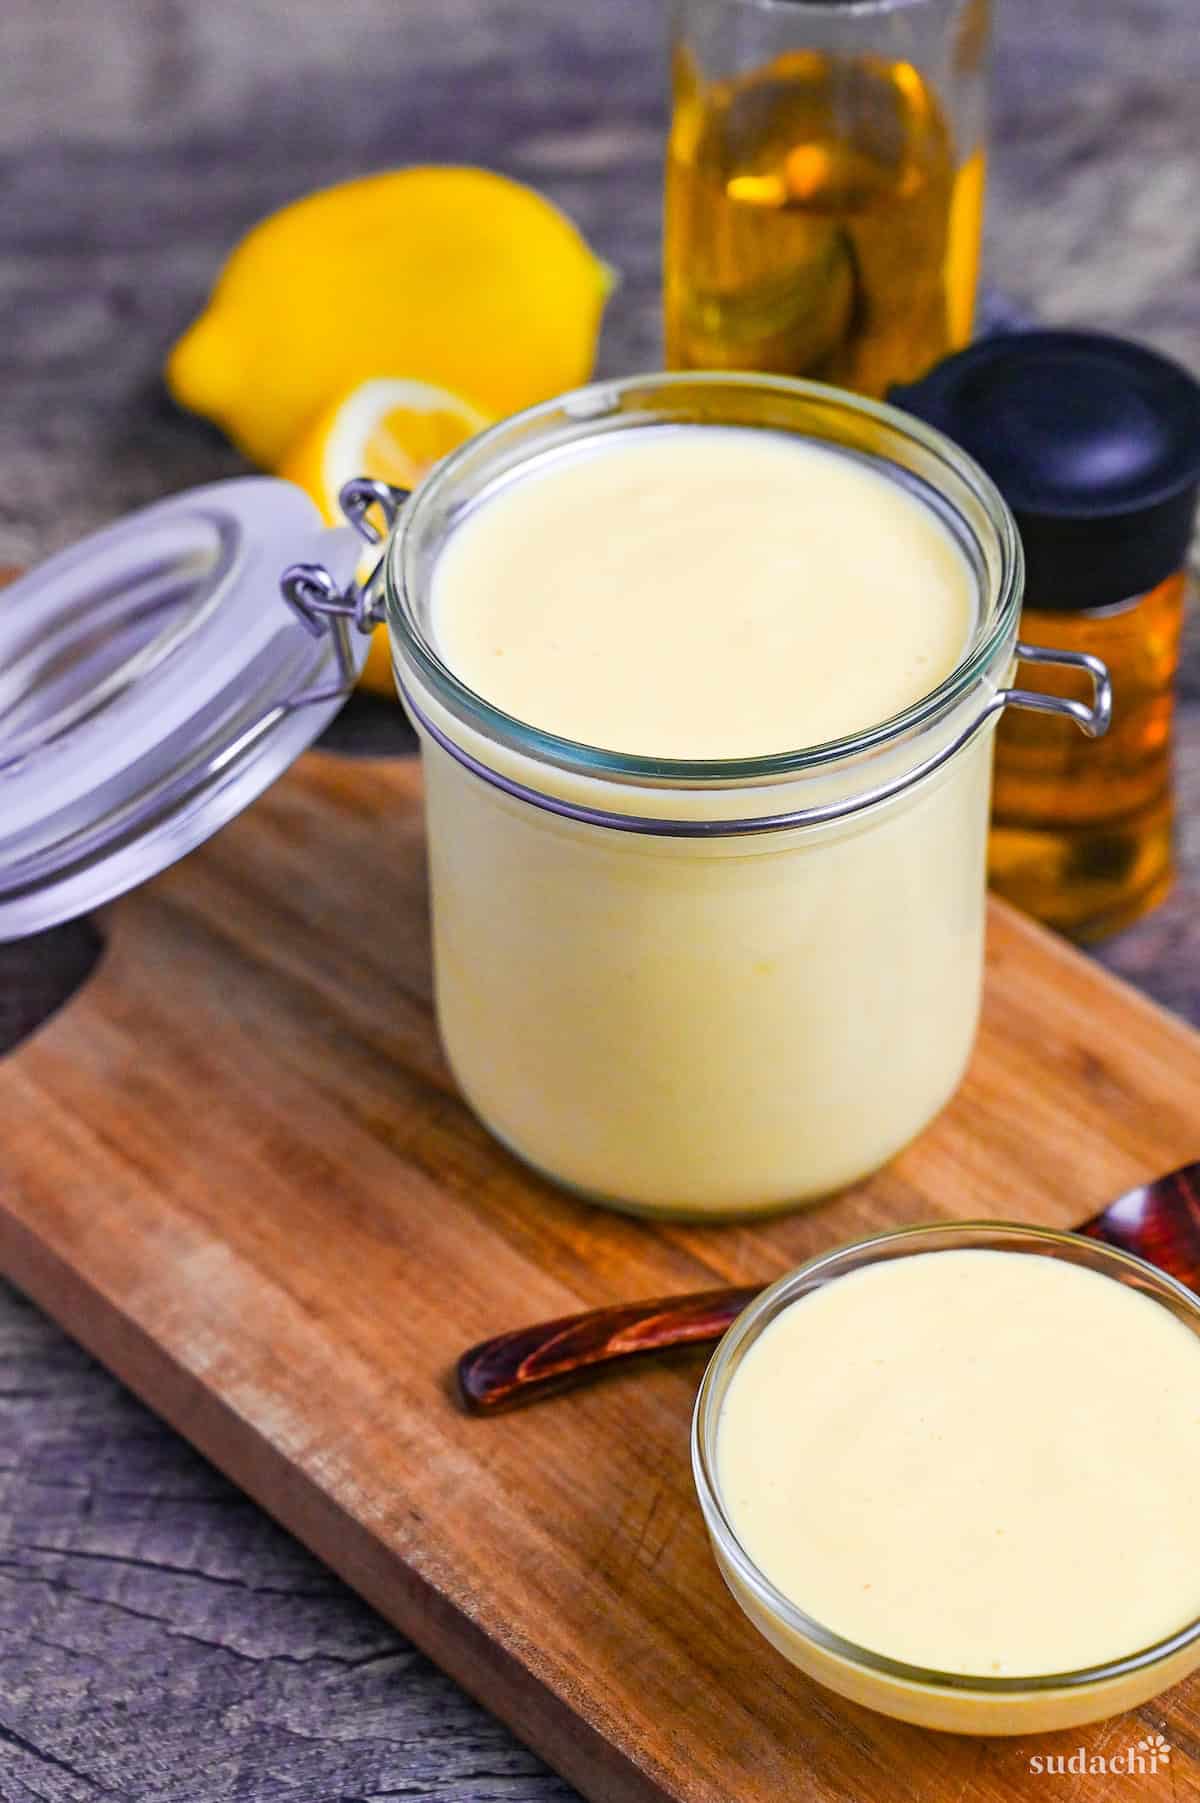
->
xmin=279 ymin=377 xmax=492 ymax=695
xmin=167 ymin=166 xmax=612 ymax=470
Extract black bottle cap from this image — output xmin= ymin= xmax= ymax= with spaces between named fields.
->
xmin=892 ymin=330 xmax=1200 ymax=611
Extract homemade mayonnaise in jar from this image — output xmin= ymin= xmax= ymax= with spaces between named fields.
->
xmin=384 ymin=375 xmax=1109 ymax=1216
xmin=694 ymin=1224 xmax=1200 ymax=1732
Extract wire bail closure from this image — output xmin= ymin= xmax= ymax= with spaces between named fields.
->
xmin=1002 ymin=642 xmax=1112 ymax=739
xmin=278 ymin=479 xmax=411 ymax=708
xmin=278 ymin=469 xmax=1112 ymax=833
xmin=400 ymin=643 xmax=1112 ymax=840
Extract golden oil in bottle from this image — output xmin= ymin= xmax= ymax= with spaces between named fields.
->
xmin=895 ymin=330 xmax=1200 ymax=942
xmin=989 ymin=574 xmax=1186 ymax=940
xmin=664 ymin=46 xmax=985 ymax=397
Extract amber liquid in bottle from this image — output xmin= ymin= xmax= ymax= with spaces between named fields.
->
xmin=989 ymin=573 xmax=1186 ymax=941
xmin=664 ymin=48 xmax=985 ymax=396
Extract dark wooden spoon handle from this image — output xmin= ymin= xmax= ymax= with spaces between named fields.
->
xmin=1078 ymin=1159 xmax=1200 ymax=1287
xmin=460 ymin=1160 xmax=1200 ymax=1415
xmin=457 ymin=1284 xmax=760 ymax=1414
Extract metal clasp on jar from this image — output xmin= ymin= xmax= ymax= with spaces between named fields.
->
xmin=398 ymin=641 xmax=1112 ymax=839
xmin=277 ymin=479 xmax=411 ymax=708
xmin=999 ymin=641 xmax=1112 ymax=739
xmin=282 ymin=487 xmax=1113 ymax=838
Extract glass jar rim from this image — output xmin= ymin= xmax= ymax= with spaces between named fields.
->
xmin=692 ymin=1220 xmax=1200 ymax=1696
xmin=385 ymin=370 xmax=1024 ymax=791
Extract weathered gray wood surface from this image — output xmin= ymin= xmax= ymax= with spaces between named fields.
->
xmin=2 ymin=0 xmax=1199 ymax=1797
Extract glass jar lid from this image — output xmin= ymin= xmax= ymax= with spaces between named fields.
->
xmin=0 ymin=477 xmax=372 ymax=941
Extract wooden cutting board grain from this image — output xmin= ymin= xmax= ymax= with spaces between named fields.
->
xmin=3 ymin=752 xmax=1200 ymax=1803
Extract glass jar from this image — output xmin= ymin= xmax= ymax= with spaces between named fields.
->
xmin=693 ymin=1222 xmax=1200 ymax=1732
xmin=663 ymin=0 xmax=990 ymax=395
xmin=383 ymin=373 xmax=1109 ymax=1218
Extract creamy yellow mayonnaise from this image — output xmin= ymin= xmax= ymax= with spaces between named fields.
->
xmin=718 ymin=1249 xmax=1200 ymax=1677
xmin=430 ymin=426 xmax=972 ymax=759
xmin=409 ymin=422 xmax=989 ymax=1214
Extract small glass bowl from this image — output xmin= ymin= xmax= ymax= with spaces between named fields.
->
xmin=692 ymin=1221 xmax=1200 ymax=1734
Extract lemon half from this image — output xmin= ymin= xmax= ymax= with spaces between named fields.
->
xmin=280 ymin=377 xmax=492 ymax=694
xmin=282 ymin=376 xmax=491 ymax=519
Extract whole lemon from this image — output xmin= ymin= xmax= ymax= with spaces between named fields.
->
xmin=167 ymin=166 xmax=613 ymax=470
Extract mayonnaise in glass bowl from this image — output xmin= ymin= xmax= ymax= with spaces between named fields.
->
xmin=692 ymin=1222 xmax=1200 ymax=1734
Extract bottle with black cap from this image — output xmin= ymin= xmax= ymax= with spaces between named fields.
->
xmin=894 ymin=329 xmax=1200 ymax=941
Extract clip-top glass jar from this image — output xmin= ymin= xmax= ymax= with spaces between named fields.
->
xmin=380 ymin=374 xmax=1110 ymax=1218
xmin=0 ymin=376 xmax=1109 ymax=1219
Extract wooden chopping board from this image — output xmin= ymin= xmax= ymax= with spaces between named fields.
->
xmin=4 ymin=751 xmax=1200 ymax=1803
